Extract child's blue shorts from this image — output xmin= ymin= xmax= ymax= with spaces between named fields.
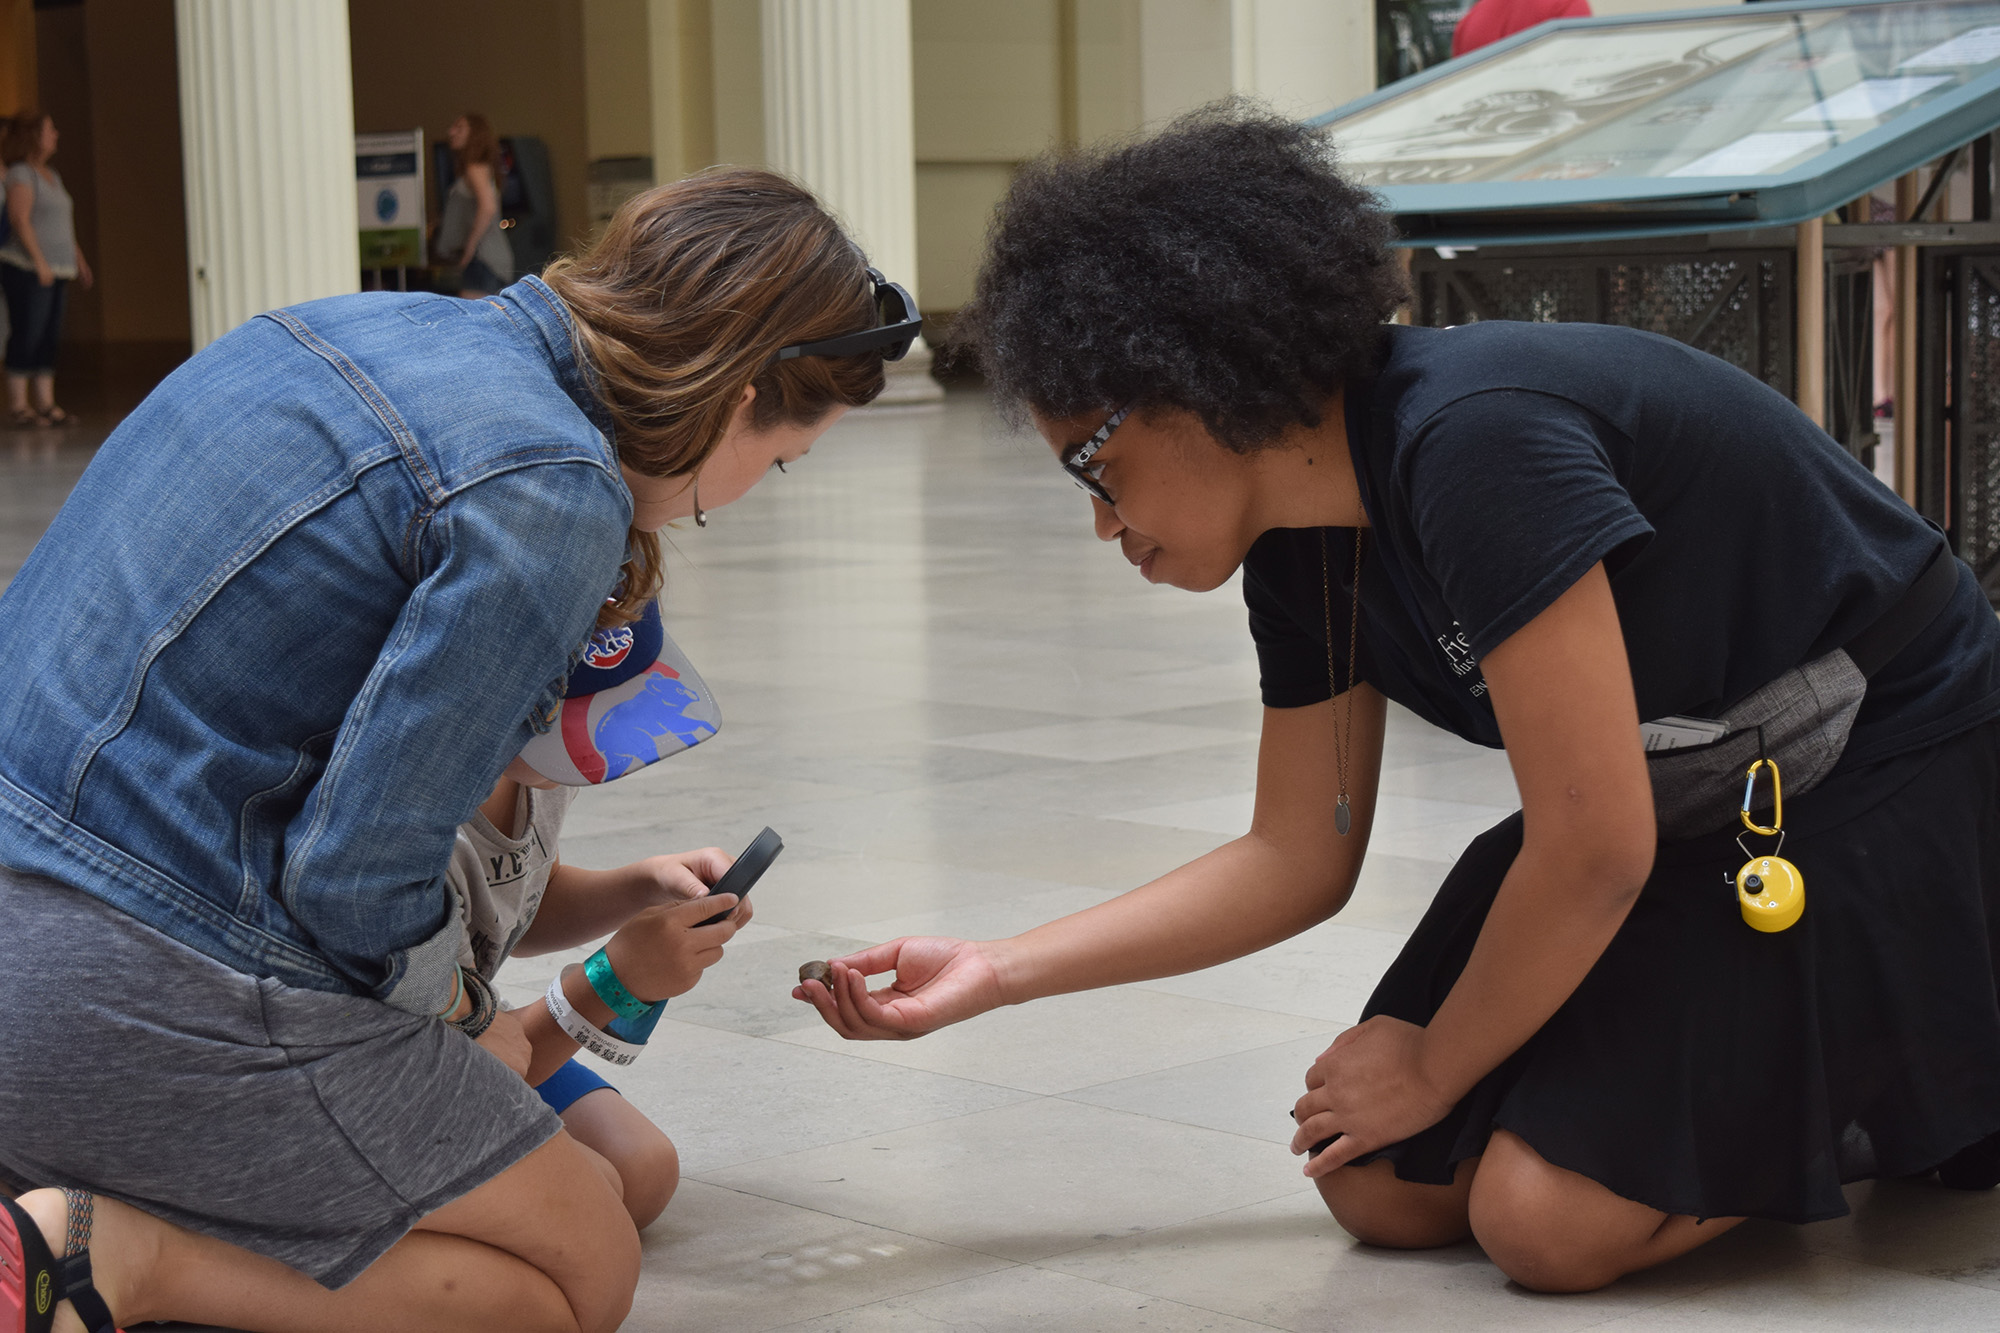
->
xmin=535 ymin=1057 xmax=616 ymax=1113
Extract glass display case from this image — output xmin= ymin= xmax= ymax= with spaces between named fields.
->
xmin=1319 ymin=0 xmax=2000 ymax=243
xmin=1319 ymin=0 xmax=2000 ymax=606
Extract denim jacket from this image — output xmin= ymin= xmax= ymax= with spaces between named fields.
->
xmin=0 ymin=277 xmax=631 ymax=1014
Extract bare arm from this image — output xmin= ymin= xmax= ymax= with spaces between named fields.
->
xmin=6 ymin=181 xmax=48 ymax=278
xmin=1293 ymin=563 xmax=1655 ymax=1172
xmin=800 ymin=683 xmax=1389 ymax=1037
xmin=513 ymin=848 xmax=730 ymax=954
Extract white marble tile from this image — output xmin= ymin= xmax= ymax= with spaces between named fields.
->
xmin=770 ymin=1264 xmax=1281 ymax=1331
xmin=768 ymin=985 xmax=1336 ymax=1096
xmin=1063 ymin=1032 xmax=1342 ymax=1145
xmin=1365 ymin=811 xmax=1514 ymax=865
xmin=699 ymin=1098 xmax=1311 ymax=1264
xmin=741 ymin=849 xmax=1094 ymax=937
xmin=612 ymin=1019 xmax=1032 ymax=1174
xmin=1331 ymin=852 xmax=1454 ymax=937
xmin=862 ymin=814 xmax=1233 ymax=893
xmin=1588 ymin=1251 xmax=2000 ymax=1331
xmin=941 ymin=718 xmax=1257 ymax=763
xmin=1794 ymin=1177 xmax=2000 ymax=1293
xmin=1107 ymin=791 xmax=1256 ymax=836
xmin=1375 ymin=752 xmax=1519 ymax=807
xmin=628 ymin=1180 xmax=1010 ymax=1332
xmin=829 ymin=880 xmax=1125 ymax=944
xmin=1045 ymin=1191 xmax=1816 ymax=1333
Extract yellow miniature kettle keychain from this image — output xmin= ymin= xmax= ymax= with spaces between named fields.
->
xmin=1735 ymin=758 xmax=1804 ymax=932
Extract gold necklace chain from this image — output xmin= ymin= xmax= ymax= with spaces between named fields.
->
xmin=1319 ymin=527 xmax=1363 ymax=835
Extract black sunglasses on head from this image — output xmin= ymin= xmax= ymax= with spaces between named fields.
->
xmin=774 ymin=267 xmax=922 ymax=364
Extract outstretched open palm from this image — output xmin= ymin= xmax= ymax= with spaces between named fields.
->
xmin=792 ymin=936 xmax=1004 ymax=1040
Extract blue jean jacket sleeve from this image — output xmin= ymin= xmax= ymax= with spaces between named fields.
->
xmin=279 ymin=460 xmax=629 ymax=1015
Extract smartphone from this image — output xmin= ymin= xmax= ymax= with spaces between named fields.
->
xmin=695 ymin=826 xmax=784 ymax=926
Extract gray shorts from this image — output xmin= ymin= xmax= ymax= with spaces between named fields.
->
xmin=0 ymin=867 xmax=561 ymax=1287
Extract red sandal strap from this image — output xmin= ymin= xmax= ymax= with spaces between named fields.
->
xmin=0 ymin=1195 xmax=59 ymax=1333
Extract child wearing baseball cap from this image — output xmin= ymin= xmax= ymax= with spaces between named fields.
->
xmin=441 ymin=600 xmax=740 ymax=1229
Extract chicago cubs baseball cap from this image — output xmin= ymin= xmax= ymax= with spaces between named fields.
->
xmin=519 ymin=600 xmax=721 ymax=785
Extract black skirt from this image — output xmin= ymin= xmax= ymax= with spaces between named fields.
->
xmin=1360 ymin=716 xmax=2000 ymax=1223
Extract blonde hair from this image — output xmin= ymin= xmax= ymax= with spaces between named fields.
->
xmin=543 ymin=168 xmax=887 ymax=624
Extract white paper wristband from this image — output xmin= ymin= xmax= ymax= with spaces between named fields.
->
xmin=544 ymin=972 xmax=643 ymax=1066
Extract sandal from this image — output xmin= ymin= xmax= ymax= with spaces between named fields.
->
xmin=0 ymin=1191 xmax=124 ymax=1333
xmin=6 ymin=409 xmax=44 ymax=429
xmin=38 ymin=407 xmax=70 ymax=427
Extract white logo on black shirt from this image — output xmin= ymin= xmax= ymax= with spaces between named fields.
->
xmin=1437 ymin=622 xmax=1489 ymax=699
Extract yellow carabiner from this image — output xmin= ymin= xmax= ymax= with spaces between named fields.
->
xmin=1741 ymin=758 xmax=1783 ymax=836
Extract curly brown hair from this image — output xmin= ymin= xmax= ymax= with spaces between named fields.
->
xmin=955 ymin=101 xmax=1408 ymax=452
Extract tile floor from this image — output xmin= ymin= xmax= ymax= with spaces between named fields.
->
xmin=5 ymin=393 xmax=1999 ymax=1331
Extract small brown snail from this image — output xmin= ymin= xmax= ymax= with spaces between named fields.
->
xmin=798 ymin=960 xmax=833 ymax=988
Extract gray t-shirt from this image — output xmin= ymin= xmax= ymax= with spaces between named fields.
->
xmin=0 ymin=163 xmax=77 ymax=278
xmin=436 ymin=172 xmax=514 ymax=283
xmin=447 ymin=784 xmax=575 ymax=980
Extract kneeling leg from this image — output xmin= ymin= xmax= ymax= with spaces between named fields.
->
xmin=559 ymin=1089 xmax=680 ymax=1230
xmin=1316 ymin=1156 xmax=1477 ymax=1249
xmin=1469 ymin=1129 xmax=1742 ymax=1293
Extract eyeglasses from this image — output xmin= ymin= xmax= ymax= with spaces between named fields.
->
xmin=774 ymin=267 xmax=923 ymax=364
xmin=1059 ymin=404 xmax=1132 ymax=505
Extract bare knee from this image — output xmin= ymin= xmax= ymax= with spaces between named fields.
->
xmin=425 ymin=1134 xmax=640 ymax=1333
xmin=618 ymin=1130 xmax=679 ymax=1231
xmin=1316 ymin=1158 xmax=1474 ymax=1250
xmin=560 ymin=1090 xmax=681 ymax=1231
xmin=1468 ymin=1130 xmax=1635 ymax=1293
xmin=568 ymin=1221 xmax=640 ymax=1333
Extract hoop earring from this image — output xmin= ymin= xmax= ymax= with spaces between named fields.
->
xmin=692 ymin=475 xmax=707 ymax=528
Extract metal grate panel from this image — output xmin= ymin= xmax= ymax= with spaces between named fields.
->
xmin=1958 ymin=257 xmax=2000 ymax=602
xmin=1413 ymin=249 xmax=1796 ymax=400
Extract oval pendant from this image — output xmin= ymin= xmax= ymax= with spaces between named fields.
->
xmin=1335 ymin=799 xmax=1352 ymax=836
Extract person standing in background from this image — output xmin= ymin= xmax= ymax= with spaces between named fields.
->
xmin=437 ymin=112 xmax=514 ymax=298
xmin=0 ymin=111 xmax=91 ymax=428
xmin=1451 ymin=0 xmax=1591 ymax=57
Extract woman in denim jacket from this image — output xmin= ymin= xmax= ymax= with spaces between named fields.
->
xmin=0 ymin=169 xmax=916 ymax=1333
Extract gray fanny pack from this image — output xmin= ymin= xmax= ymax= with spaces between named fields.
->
xmin=1644 ymin=542 xmax=1958 ymax=841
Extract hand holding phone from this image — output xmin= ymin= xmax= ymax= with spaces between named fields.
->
xmin=695 ymin=826 xmax=784 ymax=926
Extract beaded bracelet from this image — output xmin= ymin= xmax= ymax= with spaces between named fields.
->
xmin=447 ymin=967 xmax=498 ymax=1039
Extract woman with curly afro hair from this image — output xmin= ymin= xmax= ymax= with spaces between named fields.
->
xmin=792 ymin=105 xmax=2000 ymax=1293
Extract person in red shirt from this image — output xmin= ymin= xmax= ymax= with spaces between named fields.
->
xmin=1452 ymin=0 xmax=1592 ymax=57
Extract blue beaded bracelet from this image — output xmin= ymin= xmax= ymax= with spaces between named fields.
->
xmin=582 ymin=948 xmax=653 ymax=1022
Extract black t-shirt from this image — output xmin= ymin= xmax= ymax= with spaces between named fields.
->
xmin=1245 ymin=321 xmax=2000 ymax=767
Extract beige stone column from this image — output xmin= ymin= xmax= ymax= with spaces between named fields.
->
xmin=175 ymin=0 xmax=357 ymax=352
xmin=762 ymin=0 xmax=942 ymax=405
